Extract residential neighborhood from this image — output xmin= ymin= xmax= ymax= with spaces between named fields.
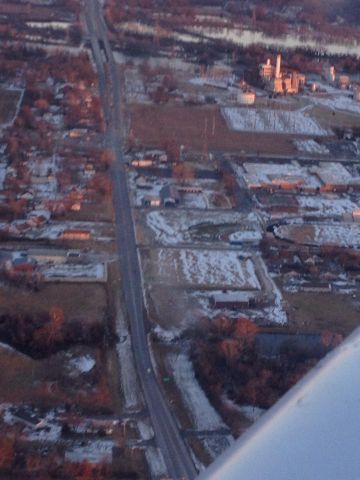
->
xmin=0 ymin=1 xmax=360 ymax=479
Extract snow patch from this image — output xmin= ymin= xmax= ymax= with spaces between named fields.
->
xmin=223 ymin=107 xmax=329 ymax=136
xmin=68 ymin=355 xmax=96 ymax=374
xmin=167 ymin=353 xmax=225 ymax=431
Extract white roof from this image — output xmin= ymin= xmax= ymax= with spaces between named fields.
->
xmin=198 ymin=326 xmax=360 ymax=480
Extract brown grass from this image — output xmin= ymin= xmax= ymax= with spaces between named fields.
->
xmin=131 ymin=104 xmax=298 ymax=156
xmin=311 ymin=105 xmax=360 ymax=129
xmin=0 ymin=2 xmax=72 ymax=20
xmin=284 ymin=291 xmax=360 ymax=336
xmin=0 ymin=283 xmax=107 ymax=324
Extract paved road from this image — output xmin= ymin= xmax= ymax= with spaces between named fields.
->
xmin=84 ymin=2 xmax=197 ymax=479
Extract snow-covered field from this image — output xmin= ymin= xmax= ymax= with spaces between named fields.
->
xmin=168 ymin=353 xmax=225 ymax=431
xmin=294 ymin=139 xmax=329 ymax=155
xmin=222 ymin=396 xmax=265 ymax=422
xmin=65 ymin=440 xmax=114 ymax=463
xmin=228 ymin=229 xmax=263 ymax=244
xmin=153 ymin=249 xmax=261 ymax=290
xmin=297 ymin=196 xmax=357 ymax=217
xmin=167 ymin=353 xmax=233 ymax=459
xmin=313 ymin=224 xmax=360 ymax=247
xmin=223 ymin=107 xmax=329 ymax=136
xmin=190 ymin=76 xmax=230 ymax=88
xmin=115 ymin=301 xmax=143 ymax=411
xmin=274 ymin=223 xmax=360 ymax=248
xmin=145 ymin=447 xmax=167 ymax=478
xmin=237 ymin=161 xmax=322 ymax=190
xmin=42 ymin=263 xmax=106 ymax=282
xmin=145 ymin=209 xmax=261 ymax=246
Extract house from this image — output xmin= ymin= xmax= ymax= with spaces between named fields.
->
xmin=5 ymin=255 xmax=36 ymax=274
xmin=68 ymin=128 xmax=88 ymax=139
xmin=210 ymin=292 xmax=257 ymax=310
xmin=84 ymin=163 xmax=95 ymax=178
xmin=27 ymin=209 xmax=51 ymax=226
xmin=70 ymin=202 xmax=81 ymax=211
xmin=131 ymin=159 xmax=154 ymax=168
xmin=60 ymin=229 xmax=91 ymax=241
xmin=160 ymin=185 xmax=180 ymax=207
xmin=19 ymin=190 xmax=35 ymax=201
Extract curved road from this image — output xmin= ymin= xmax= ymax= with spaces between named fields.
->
xmin=84 ymin=2 xmax=197 ymax=479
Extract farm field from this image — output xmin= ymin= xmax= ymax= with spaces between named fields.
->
xmin=142 ymin=247 xmax=261 ymax=290
xmin=0 ymin=2 xmax=75 ymax=20
xmin=284 ymin=291 xmax=360 ymax=336
xmin=223 ymin=106 xmax=329 ymax=136
xmin=274 ymin=223 xmax=360 ymax=247
xmin=130 ymin=104 xmax=298 ymax=156
xmin=0 ymin=283 xmax=107 ymax=325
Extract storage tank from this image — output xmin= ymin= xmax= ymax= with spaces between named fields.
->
xmin=238 ymin=90 xmax=256 ymax=105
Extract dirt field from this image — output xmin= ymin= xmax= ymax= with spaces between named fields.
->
xmin=66 ymin=198 xmax=114 ymax=222
xmin=0 ymin=2 xmax=74 ymax=21
xmin=0 ymin=283 xmax=107 ymax=324
xmin=284 ymin=291 xmax=360 ymax=336
xmin=0 ymin=88 xmax=22 ymax=125
xmin=311 ymin=105 xmax=360 ymax=130
xmin=0 ymin=344 xmax=111 ymax=408
xmin=131 ymin=104 xmax=299 ymax=156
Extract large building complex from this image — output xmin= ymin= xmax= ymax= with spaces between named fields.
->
xmin=260 ymin=54 xmax=305 ymax=95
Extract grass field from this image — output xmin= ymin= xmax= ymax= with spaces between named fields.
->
xmin=284 ymin=291 xmax=360 ymax=336
xmin=130 ymin=104 xmax=298 ymax=156
xmin=0 ymin=2 xmax=73 ymax=21
xmin=0 ymin=283 xmax=107 ymax=324
xmin=311 ymin=104 xmax=360 ymax=130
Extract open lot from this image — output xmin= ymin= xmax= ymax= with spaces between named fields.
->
xmin=0 ymin=344 xmax=109 ymax=409
xmin=141 ymin=247 xmax=261 ymax=290
xmin=284 ymin=291 xmax=360 ymax=336
xmin=0 ymin=2 xmax=75 ymax=21
xmin=0 ymin=87 xmax=23 ymax=125
xmin=131 ymin=105 xmax=298 ymax=156
xmin=139 ymin=209 xmax=261 ymax=246
xmin=0 ymin=283 xmax=107 ymax=324
xmin=274 ymin=223 xmax=360 ymax=248
xmin=310 ymin=104 xmax=360 ymax=130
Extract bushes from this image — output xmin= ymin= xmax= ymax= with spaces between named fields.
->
xmin=0 ymin=309 xmax=114 ymax=359
xmin=191 ymin=316 xmax=337 ymax=410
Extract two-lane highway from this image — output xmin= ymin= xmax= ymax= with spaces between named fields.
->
xmin=84 ymin=2 xmax=197 ymax=478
